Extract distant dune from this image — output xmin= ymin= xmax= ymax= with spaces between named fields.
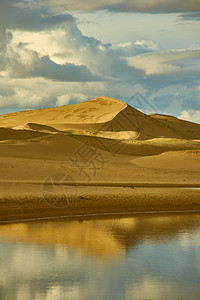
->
xmin=133 ymin=150 xmax=200 ymax=170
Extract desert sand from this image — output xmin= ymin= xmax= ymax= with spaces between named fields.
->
xmin=0 ymin=97 xmax=200 ymax=222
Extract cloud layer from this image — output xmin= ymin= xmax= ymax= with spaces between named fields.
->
xmin=43 ymin=0 xmax=200 ymax=13
xmin=125 ymin=49 xmax=200 ymax=76
xmin=0 ymin=0 xmax=199 ymax=123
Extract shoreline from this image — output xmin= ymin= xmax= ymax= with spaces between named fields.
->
xmin=1 ymin=180 xmax=200 ymax=188
xmin=1 ymin=209 xmax=200 ymax=224
xmin=0 ymin=185 xmax=200 ymax=223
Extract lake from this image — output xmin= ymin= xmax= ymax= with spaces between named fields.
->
xmin=0 ymin=212 xmax=200 ymax=300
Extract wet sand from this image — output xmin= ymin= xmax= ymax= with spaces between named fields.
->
xmin=1 ymin=183 xmax=200 ymax=222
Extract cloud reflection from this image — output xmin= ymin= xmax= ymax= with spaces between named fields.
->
xmin=0 ymin=213 xmax=200 ymax=300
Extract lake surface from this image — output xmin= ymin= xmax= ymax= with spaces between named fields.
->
xmin=0 ymin=212 xmax=200 ymax=300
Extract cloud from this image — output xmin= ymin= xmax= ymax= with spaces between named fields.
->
xmin=0 ymin=2 xmax=105 ymax=83
xmin=0 ymin=0 xmax=75 ymax=32
xmin=2 ymin=41 xmax=104 ymax=82
xmin=0 ymin=0 xmax=199 ymax=124
xmin=32 ymin=56 xmax=104 ymax=82
xmin=179 ymin=110 xmax=200 ymax=124
xmin=56 ymin=93 xmax=89 ymax=106
xmin=0 ymin=77 xmax=56 ymax=109
xmin=180 ymin=12 xmax=200 ymax=21
xmin=6 ymin=23 xmax=142 ymax=83
xmin=43 ymin=0 xmax=200 ymax=13
xmin=10 ymin=50 xmax=104 ymax=82
xmin=0 ymin=77 xmax=106 ymax=110
xmin=116 ymin=40 xmax=159 ymax=56
xmin=124 ymin=49 xmax=200 ymax=75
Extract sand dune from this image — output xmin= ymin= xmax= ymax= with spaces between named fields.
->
xmin=0 ymin=97 xmax=126 ymax=129
xmin=0 ymin=97 xmax=200 ymax=221
xmin=0 ymin=97 xmax=200 ymax=140
xmin=0 ymin=96 xmax=200 ymax=164
xmin=133 ymin=150 xmax=200 ymax=170
xmin=150 ymin=114 xmax=200 ymax=140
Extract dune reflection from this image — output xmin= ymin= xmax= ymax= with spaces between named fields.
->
xmin=0 ymin=213 xmax=200 ymax=260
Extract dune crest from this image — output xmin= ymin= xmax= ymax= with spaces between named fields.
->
xmin=24 ymin=123 xmax=59 ymax=133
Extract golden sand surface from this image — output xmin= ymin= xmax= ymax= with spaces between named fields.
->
xmin=0 ymin=97 xmax=200 ymax=221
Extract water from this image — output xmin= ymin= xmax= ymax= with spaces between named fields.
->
xmin=0 ymin=212 xmax=200 ymax=300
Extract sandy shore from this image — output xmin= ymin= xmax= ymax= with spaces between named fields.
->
xmin=0 ymin=183 xmax=200 ymax=222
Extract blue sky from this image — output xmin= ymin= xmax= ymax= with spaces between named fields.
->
xmin=0 ymin=0 xmax=200 ymax=123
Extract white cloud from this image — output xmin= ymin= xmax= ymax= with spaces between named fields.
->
xmin=116 ymin=40 xmax=159 ymax=56
xmin=0 ymin=1 xmax=105 ymax=83
xmin=1 ymin=31 xmax=105 ymax=82
xmin=0 ymin=0 xmax=199 ymax=122
xmin=134 ymin=40 xmax=158 ymax=50
xmin=124 ymin=49 xmax=200 ymax=75
xmin=56 ymin=93 xmax=88 ymax=106
xmin=179 ymin=110 xmax=200 ymax=124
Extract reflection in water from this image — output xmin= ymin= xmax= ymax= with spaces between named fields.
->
xmin=0 ymin=213 xmax=200 ymax=300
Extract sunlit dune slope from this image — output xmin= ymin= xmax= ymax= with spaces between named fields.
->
xmin=0 ymin=97 xmax=127 ymax=130
xmin=132 ymin=150 xmax=200 ymax=170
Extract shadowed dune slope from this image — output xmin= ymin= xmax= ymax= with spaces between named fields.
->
xmin=0 ymin=127 xmax=48 ymax=142
xmin=25 ymin=123 xmax=59 ymax=133
xmin=150 ymin=114 xmax=200 ymax=140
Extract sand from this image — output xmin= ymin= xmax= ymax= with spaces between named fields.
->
xmin=0 ymin=97 xmax=200 ymax=222
xmin=1 ymin=184 xmax=200 ymax=222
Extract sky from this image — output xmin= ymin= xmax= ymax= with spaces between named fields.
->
xmin=0 ymin=0 xmax=200 ymax=123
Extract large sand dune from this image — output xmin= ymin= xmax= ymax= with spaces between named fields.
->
xmin=0 ymin=96 xmax=200 ymax=173
xmin=0 ymin=97 xmax=200 ymax=140
xmin=0 ymin=97 xmax=200 ymax=221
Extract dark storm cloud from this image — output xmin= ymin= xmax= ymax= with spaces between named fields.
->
xmin=102 ymin=0 xmax=200 ymax=13
xmin=43 ymin=0 xmax=200 ymax=13
xmin=27 ymin=56 xmax=105 ymax=82
xmin=7 ymin=46 xmax=104 ymax=82
xmin=0 ymin=0 xmax=75 ymax=32
xmin=180 ymin=12 xmax=200 ymax=21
